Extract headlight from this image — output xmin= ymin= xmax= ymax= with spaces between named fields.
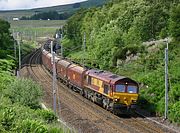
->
xmin=132 ymin=100 xmax=137 ymax=103
xmin=114 ymin=98 xmax=119 ymax=102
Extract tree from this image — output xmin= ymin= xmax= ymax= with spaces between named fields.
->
xmin=169 ymin=4 xmax=180 ymax=41
xmin=0 ymin=19 xmax=14 ymax=59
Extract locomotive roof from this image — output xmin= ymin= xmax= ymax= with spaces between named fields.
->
xmin=86 ymin=69 xmax=137 ymax=84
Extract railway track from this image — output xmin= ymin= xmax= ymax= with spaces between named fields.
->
xmin=21 ymin=48 xmax=177 ymax=133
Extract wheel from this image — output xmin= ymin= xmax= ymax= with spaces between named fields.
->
xmin=102 ymin=99 xmax=106 ymax=109
xmin=106 ymin=104 xmax=109 ymax=110
xmin=84 ymin=90 xmax=88 ymax=98
xmin=80 ymin=90 xmax=84 ymax=96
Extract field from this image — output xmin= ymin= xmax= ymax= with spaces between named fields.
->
xmin=10 ymin=20 xmax=66 ymax=40
xmin=0 ymin=0 xmax=108 ymax=22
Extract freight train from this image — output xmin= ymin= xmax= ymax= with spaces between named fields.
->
xmin=42 ymin=40 xmax=139 ymax=114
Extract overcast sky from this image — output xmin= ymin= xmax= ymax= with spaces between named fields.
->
xmin=0 ymin=0 xmax=87 ymax=10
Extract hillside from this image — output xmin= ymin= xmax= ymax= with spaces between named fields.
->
xmin=0 ymin=0 xmax=108 ymax=21
xmin=63 ymin=0 xmax=180 ymax=124
xmin=0 ymin=18 xmax=69 ymax=132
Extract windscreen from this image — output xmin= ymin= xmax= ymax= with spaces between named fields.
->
xmin=127 ymin=85 xmax=137 ymax=93
xmin=115 ymin=84 xmax=138 ymax=93
xmin=115 ymin=85 xmax=125 ymax=92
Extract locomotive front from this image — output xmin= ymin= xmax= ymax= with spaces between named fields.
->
xmin=111 ymin=77 xmax=139 ymax=112
xmin=85 ymin=69 xmax=139 ymax=114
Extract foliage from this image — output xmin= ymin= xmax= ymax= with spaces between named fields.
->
xmin=21 ymin=40 xmax=36 ymax=56
xmin=1 ymin=107 xmax=16 ymax=131
xmin=63 ymin=0 xmax=180 ymax=124
xmin=169 ymin=4 xmax=180 ymax=41
xmin=11 ymin=20 xmax=65 ymax=42
xmin=63 ymin=0 xmax=175 ymax=69
xmin=21 ymin=11 xmax=72 ymax=20
xmin=48 ymin=127 xmax=63 ymax=133
xmin=36 ymin=109 xmax=57 ymax=123
xmin=169 ymin=101 xmax=180 ymax=123
xmin=0 ymin=59 xmax=15 ymax=71
xmin=0 ymin=19 xmax=67 ymax=132
xmin=0 ymin=0 xmax=108 ymax=22
xmin=64 ymin=8 xmax=87 ymax=47
xmin=0 ymin=19 xmax=14 ymax=59
xmin=0 ymin=70 xmax=14 ymax=92
xmin=5 ymin=78 xmax=42 ymax=109
xmin=0 ymin=70 xmax=65 ymax=132
xmin=17 ymin=119 xmax=48 ymax=133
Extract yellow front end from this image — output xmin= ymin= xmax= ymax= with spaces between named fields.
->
xmin=113 ymin=93 xmax=139 ymax=106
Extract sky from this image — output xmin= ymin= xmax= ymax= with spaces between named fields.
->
xmin=0 ymin=0 xmax=87 ymax=10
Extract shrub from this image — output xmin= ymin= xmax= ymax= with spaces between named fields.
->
xmin=169 ymin=4 xmax=180 ymax=41
xmin=17 ymin=119 xmax=48 ymax=133
xmin=48 ymin=127 xmax=63 ymax=133
xmin=1 ymin=107 xmax=16 ymax=131
xmin=6 ymin=78 xmax=42 ymax=109
xmin=169 ymin=102 xmax=180 ymax=123
xmin=36 ymin=109 xmax=57 ymax=123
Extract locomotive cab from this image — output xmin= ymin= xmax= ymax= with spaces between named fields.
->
xmin=112 ymin=78 xmax=139 ymax=112
xmin=85 ymin=69 xmax=139 ymax=113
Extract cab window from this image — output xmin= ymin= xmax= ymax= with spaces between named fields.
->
xmin=104 ymin=84 xmax=109 ymax=94
xmin=127 ymin=86 xmax=137 ymax=93
xmin=115 ymin=85 xmax=125 ymax=92
xmin=88 ymin=76 xmax=91 ymax=85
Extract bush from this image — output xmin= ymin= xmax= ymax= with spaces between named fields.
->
xmin=0 ymin=59 xmax=15 ymax=72
xmin=5 ymin=78 xmax=42 ymax=109
xmin=36 ymin=109 xmax=57 ymax=123
xmin=48 ymin=127 xmax=63 ymax=133
xmin=169 ymin=4 xmax=180 ymax=41
xmin=0 ymin=71 xmax=14 ymax=92
xmin=17 ymin=119 xmax=48 ymax=133
xmin=1 ymin=107 xmax=16 ymax=131
xmin=169 ymin=102 xmax=180 ymax=123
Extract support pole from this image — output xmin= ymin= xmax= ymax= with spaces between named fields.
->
xmin=60 ymin=33 xmax=63 ymax=58
xmin=12 ymin=30 xmax=17 ymax=59
xmin=83 ymin=32 xmax=86 ymax=52
xmin=83 ymin=32 xmax=86 ymax=66
xmin=51 ymin=41 xmax=57 ymax=114
xmin=53 ymin=52 xmax=57 ymax=114
xmin=17 ymin=32 xmax=21 ymax=77
xmin=164 ymin=40 xmax=168 ymax=120
xmin=34 ymin=31 xmax=37 ymax=42
xmin=51 ymin=41 xmax=53 ymax=64
xmin=55 ymin=33 xmax=61 ymax=117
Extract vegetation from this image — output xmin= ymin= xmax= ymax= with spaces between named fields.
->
xmin=0 ymin=19 xmax=14 ymax=59
xmin=63 ymin=0 xmax=180 ymax=123
xmin=21 ymin=11 xmax=72 ymax=20
xmin=0 ymin=75 xmax=64 ymax=132
xmin=0 ymin=19 xmax=69 ymax=132
xmin=10 ymin=20 xmax=66 ymax=41
xmin=0 ymin=0 xmax=108 ymax=21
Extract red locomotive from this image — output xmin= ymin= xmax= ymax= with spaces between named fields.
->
xmin=42 ymin=42 xmax=139 ymax=114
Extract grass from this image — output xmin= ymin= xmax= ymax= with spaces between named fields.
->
xmin=10 ymin=20 xmax=66 ymax=40
xmin=0 ymin=0 xmax=107 ymax=21
xmin=10 ymin=20 xmax=66 ymax=28
xmin=0 ymin=10 xmax=33 ymax=21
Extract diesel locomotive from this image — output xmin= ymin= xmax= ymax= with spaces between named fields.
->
xmin=42 ymin=42 xmax=139 ymax=114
